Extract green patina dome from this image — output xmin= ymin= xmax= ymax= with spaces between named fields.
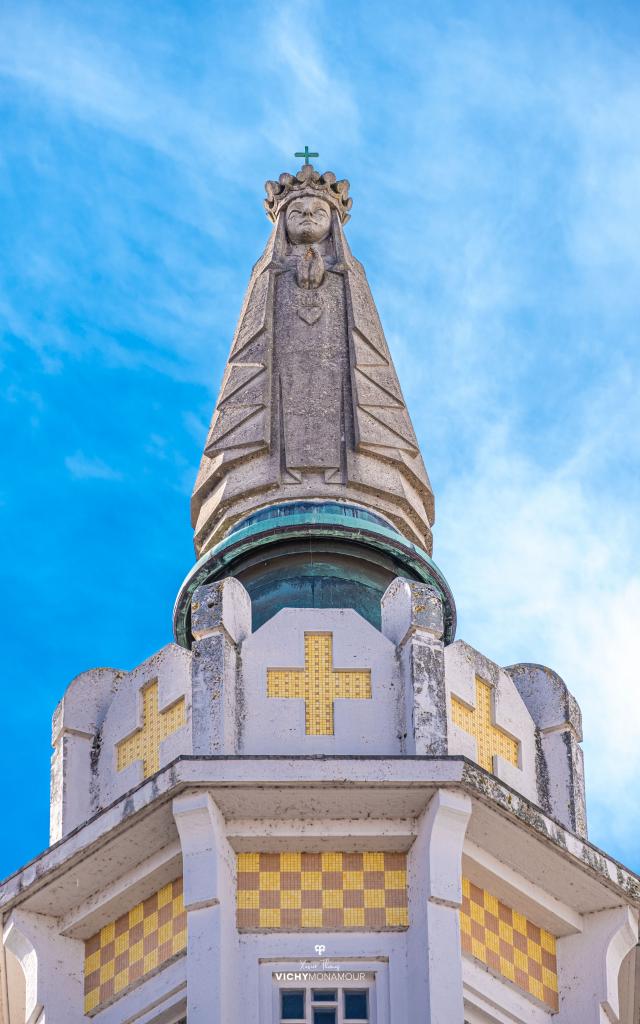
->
xmin=173 ymin=500 xmax=456 ymax=648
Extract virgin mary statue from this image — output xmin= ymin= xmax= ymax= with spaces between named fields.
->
xmin=191 ymin=163 xmax=435 ymax=559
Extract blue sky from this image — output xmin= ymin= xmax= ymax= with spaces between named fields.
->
xmin=1 ymin=0 xmax=639 ymax=878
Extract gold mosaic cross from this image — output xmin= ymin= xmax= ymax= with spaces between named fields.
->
xmin=267 ymin=632 xmax=372 ymax=735
xmin=451 ymin=676 xmax=519 ymax=772
xmin=116 ymin=680 xmax=186 ymax=778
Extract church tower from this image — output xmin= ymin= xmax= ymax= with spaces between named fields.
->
xmin=1 ymin=161 xmax=638 ymax=1024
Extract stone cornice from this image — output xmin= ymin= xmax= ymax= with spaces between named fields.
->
xmin=1 ymin=755 xmax=638 ymax=917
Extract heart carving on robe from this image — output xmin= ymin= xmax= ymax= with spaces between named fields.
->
xmin=297 ymin=303 xmax=322 ymax=324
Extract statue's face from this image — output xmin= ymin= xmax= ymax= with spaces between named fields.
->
xmin=285 ymin=196 xmax=331 ymax=244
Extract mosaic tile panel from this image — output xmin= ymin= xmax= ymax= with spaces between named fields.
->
xmin=267 ymin=632 xmax=372 ymax=735
xmin=460 ymin=877 xmax=559 ymax=1011
xmin=84 ymin=877 xmax=187 ymax=1014
xmin=451 ymin=676 xmax=519 ymax=772
xmin=237 ymin=852 xmax=408 ymax=931
xmin=116 ymin=680 xmax=186 ymax=778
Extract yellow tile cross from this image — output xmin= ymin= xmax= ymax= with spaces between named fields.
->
xmin=267 ymin=632 xmax=372 ymax=735
xmin=116 ymin=680 xmax=186 ymax=779
xmin=451 ymin=676 xmax=519 ymax=773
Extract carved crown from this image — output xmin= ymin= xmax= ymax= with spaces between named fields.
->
xmin=264 ymin=164 xmax=353 ymax=224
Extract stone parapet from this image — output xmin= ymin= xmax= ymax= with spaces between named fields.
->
xmin=505 ymin=663 xmax=587 ymax=837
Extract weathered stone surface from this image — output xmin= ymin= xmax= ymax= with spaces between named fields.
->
xmin=191 ymin=164 xmax=434 ymax=556
xmin=50 ymin=666 xmax=123 ymax=843
xmin=239 ymin=606 xmax=404 ymax=755
xmin=505 ymin=662 xmax=582 ymax=737
xmin=191 ymin=578 xmax=251 ymax=755
xmin=191 ymin=576 xmax=251 ymax=644
xmin=94 ymin=644 xmax=192 ymax=812
xmin=445 ymin=640 xmax=539 ymax=804
xmin=506 ymin=662 xmax=587 ymax=837
xmin=382 ymin=578 xmax=447 ymax=755
xmin=381 ymin=577 xmax=444 ymax=645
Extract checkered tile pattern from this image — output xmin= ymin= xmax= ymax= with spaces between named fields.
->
xmin=84 ymin=877 xmax=187 ymax=1014
xmin=237 ymin=852 xmax=408 ymax=931
xmin=267 ymin=632 xmax=371 ymax=735
xmin=451 ymin=676 xmax=519 ymax=772
xmin=460 ymin=877 xmax=559 ymax=1011
xmin=116 ymin=680 xmax=186 ymax=778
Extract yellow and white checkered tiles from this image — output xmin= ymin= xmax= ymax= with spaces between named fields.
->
xmin=460 ymin=877 xmax=559 ymax=1011
xmin=237 ymin=851 xmax=408 ymax=931
xmin=83 ymin=877 xmax=187 ymax=1014
xmin=82 ymin=864 xmax=559 ymax=1013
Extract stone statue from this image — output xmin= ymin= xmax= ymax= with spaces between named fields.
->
xmin=191 ymin=164 xmax=435 ymax=556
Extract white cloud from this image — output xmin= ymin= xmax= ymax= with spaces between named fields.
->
xmin=335 ymin=9 xmax=640 ymax=862
xmin=257 ymin=6 xmax=361 ymax=162
xmin=64 ymin=451 xmax=123 ymax=481
xmin=0 ymin=6 xmax=248 ymax=180
xmin=562 ymin=71 xmax=640 ymax=305
xmin=436 ymin=425 xmax=640 ymax=861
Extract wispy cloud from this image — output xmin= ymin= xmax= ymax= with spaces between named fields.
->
xmin=65 ymin=451 xmax=123 ymax=481
xmin=437 ymin=425 xmax=640 ymax=859
xmin=0 ymin=6 xmax=249 ymax=179
xmin=257 ymin=6 xmax=361 ymax=160
xmin=1 ymin=0 xmax=639 ymax=877
xmin=334 ymin=4 xmax=640 ymax=862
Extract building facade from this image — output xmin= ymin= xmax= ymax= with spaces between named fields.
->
xmin=1 ymin=163 xmax=639 ymax=1023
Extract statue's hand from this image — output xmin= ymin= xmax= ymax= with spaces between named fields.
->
xmin=297 ymin=246 xmax=325 ymax=289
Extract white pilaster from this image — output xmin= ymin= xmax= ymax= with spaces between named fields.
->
xmin=556 ymin=905 xmax=638 ymax=1023
xmin=173 ymin=791 xmax=237 ymax=1024
xmin=407 ymin=789 xmax=472 ymax=1022
xmin=3 ymin=909 xmax=84 ymax=1024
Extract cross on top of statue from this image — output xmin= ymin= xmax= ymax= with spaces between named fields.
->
xmin=294 ymin=145 xmax=319 ymax=165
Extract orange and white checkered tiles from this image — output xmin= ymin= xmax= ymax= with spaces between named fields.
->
xmin=460 ymin=877 xmax=559 ymax=1011
xmin=237 ymin=852 xmax=408 ymax=931
xmin=83 ymin=877 xmax=187 ymax=1014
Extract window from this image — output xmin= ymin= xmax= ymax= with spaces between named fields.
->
xmin=278 ymin=986 xmax=370 ymax=1023
xmin=313 ymin=989 xmax=337 ymax=1021
xmin=281 ymin=990 xmax=305 ymax=1021
xmin=344 ymin=991 xmax=368 ymax=1020
xmin=314 ymin=1012 xmax=335 ymax=1024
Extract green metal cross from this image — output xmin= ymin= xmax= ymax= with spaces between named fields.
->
xmin=295 ymin=145 xmax=319 ymax=165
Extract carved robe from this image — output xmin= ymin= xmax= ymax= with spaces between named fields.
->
xmin=276 ymin=239 xmax=347 ymax=479
xmin=191 ymin=211 xmax=434 ymax=556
